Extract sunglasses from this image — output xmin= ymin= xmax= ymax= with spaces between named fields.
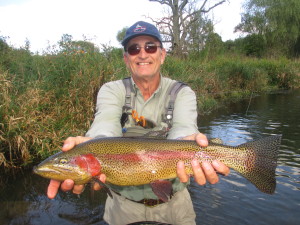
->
xmin=126 ymin=43 xmax=162 ymax=56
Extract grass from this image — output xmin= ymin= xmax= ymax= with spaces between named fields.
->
xmin=0 ymin=43 xmax=300 ymax=173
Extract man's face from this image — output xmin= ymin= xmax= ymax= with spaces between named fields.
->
xmin=123 ymin=35 xmax=166 ymax=81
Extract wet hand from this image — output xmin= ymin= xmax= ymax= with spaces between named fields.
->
xmin=47 ymin=174 xmax=106 ymax=199
xmin=176 ymin=133 xmax=230 ymax=185
xmin=61 ymin=136 xmax=92 ymax=152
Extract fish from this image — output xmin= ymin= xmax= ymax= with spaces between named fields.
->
xmin=34 ymin=135 xmax=281 ymax=201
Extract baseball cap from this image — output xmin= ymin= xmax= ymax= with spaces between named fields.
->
xmin=121 ymin=21 xmax=163 ymax=47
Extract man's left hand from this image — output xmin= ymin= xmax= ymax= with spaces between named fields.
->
xmin=176 ymin=133 xmax=230 ymax=185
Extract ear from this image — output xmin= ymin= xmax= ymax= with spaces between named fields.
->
xmin=123 ymin=52 xmax=129 ymax=66
xmin=160 ymin=48 xmax=167 ymax=65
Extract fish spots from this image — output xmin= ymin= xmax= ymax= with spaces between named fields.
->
xmin=71 ymin=154 xmax=101 ymax=177
xmin=102 ymin=153 xmax=141 ymax=162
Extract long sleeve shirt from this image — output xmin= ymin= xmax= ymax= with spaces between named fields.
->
xmin=86 ymin=76 xmax=199 ymax=139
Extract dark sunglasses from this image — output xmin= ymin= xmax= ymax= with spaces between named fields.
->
xmin=126 ymin=43 xmax=162 ymax=56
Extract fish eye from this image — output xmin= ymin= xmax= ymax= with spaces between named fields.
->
xmin=60 ymin=159 xmax=68 ymax=164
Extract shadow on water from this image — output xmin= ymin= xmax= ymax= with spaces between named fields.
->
xmin=1 ymin=90 xmax=299 ymax=224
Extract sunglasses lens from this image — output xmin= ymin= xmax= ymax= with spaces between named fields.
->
xmin=127 ymin=45 xmax=140 ymax=55
xmin=127 ymin=44 xmax=160 ymax=55
xmin=145 ymin=45 xmax=158 ymax=53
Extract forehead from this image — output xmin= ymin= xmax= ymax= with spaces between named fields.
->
xmin=127 ymin=35 xmax=159 ymax=45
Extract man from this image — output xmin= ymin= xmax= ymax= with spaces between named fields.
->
xmin=47 ymin=21 xmax=230 ymax=224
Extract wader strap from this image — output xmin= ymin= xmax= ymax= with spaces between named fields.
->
xmin=121 ymin=78 xmax=187 ymax=129
xmin=165 ymin=81 xmax=187 ymax=128
xmin=122 ymin=77 xmax=133 ymax=112
xmin=121 ymin=77 xmax=134 ymax=128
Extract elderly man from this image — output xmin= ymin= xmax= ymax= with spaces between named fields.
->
xmin=47 ymin=21 xmax=229 ymax=225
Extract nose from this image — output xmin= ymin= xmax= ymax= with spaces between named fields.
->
xmin=138 ymin=47 xmax=148 ymax=58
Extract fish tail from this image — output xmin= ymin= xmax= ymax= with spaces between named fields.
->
xmin=233 ymin=135 xmax=281 ymax=194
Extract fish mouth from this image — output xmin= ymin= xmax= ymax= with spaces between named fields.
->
xmin=33 ymin=166 xmax=62 ymax=174
xmin=33 ymin=165 xmax=83 ymax=177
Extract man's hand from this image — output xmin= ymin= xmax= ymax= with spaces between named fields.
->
xmin=47 ymin=136 xmax=106 ymax=199
xmin=176 ymin=133 xmax=230 ymax=185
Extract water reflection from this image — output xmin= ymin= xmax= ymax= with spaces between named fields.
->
xmin=195 ymin=89 xmax=300 ymax=225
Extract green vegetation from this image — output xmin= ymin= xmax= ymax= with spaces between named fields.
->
xmin=236 ymin=0 xmax=300 ymax=57
xmin=0 ymin=34 xmax=300 ymax=173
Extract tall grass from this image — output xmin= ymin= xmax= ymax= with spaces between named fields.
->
xmin=0 ymin=44 xmax=300 ymax=172
xmin=0 ymin=46 xmax=128 ymax=171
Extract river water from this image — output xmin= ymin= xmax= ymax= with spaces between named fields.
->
xmin=1 ymin=90 xmax=299 ymax=225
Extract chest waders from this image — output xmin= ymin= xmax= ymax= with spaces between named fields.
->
xmin=120 ymin=77 xmax=187 ymax=138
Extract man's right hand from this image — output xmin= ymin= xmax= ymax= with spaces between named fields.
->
xmin=47 ymin=136 xmax=106 ymax=199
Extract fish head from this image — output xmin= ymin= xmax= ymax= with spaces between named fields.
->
xmin=33 ymin=151 xmax=101 ymax=184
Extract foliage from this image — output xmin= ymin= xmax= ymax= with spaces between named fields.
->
xmin=187 ymin=17 xmax=219 ymax=55
xmin=236 ymin=0 xmax=300 ymax=57
xmin=199 ymin=32 xmax=224 ymax=59
xmin=241 ymin=34 xmax=267 ymax=57
xmin=0 ymin=36 xmax=12 ymax=69
xmin=116 ymin=27 xmax=128 ymax=46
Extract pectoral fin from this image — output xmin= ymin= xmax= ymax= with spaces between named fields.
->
xmin=91 ymin=177 xmax=113 ymax=198
xmin=150 ymin=180 xmax=173 ymax=202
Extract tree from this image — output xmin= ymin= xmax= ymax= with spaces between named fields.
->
xmin=186 ymin=11 xmax=213 ymax=53
xmin=0 ymin=36 xmax=12 ymax=69
xmin=116 ymin=27 xmax=128 ymax=45
xmin=203 ymin=32 xmax=224 ymax=57
xmin=235 ymin=0 xmax=300 ymax=57
xmin=58 ymin=34 xmax=74 ymax=54
xmin=148 ymin=0 xmax=226 ymax=56
xmin=242 ymin=33 xmax=266 ymax=57
xmin=58 ymin=34 xmax=98 ymax=55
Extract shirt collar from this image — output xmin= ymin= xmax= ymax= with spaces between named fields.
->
xmin=131 ymin=74 xmax=163 ymax=96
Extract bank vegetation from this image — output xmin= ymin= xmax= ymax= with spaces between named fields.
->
xmin=0 ymin=34 xmax=300 ymax=173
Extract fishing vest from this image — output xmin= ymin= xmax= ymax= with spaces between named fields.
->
xmin=120 ymin=77 xmax=187 ymax=138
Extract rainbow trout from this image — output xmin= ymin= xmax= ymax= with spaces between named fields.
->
xmin=34 ymin=135 xmax=281 ymax=200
